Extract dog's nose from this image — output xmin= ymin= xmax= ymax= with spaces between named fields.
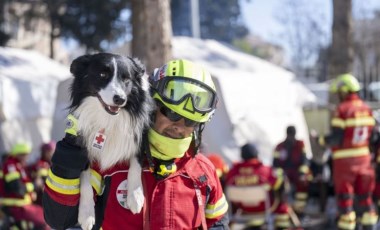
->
xmin=113 ymin=95 xmax=126 ymax=105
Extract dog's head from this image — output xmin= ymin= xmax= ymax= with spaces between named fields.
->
xmin=69 ymin=53 xmax=149 ymax=115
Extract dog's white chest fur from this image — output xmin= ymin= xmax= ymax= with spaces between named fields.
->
xmin=75 ymin=97 xmax=145 ymax=230
xmin=73 ymin=97 xmax=141 ymax=170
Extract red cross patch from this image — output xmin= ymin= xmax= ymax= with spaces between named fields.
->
xmin=92 ymin=130 xmax=107 ymax=151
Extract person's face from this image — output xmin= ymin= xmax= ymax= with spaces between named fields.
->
xmin=16 ymin=154 xmax=28 ymax=166
xmin=153 ymin=106 xmax=196 ymax=139
xmin=43 ymin=150 xmax=54 ymax=162
xmin=338 ymin=91 xmax=347 ymax=102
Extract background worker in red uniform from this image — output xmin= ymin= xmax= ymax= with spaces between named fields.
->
xmin=28 ymin=141 xmax=56 ymax=206
xmin=369 ymin=113 xmax=380 ymax=212
xmin=272 ymin=125 xmax=311 ymax=216
xmin=0 ymin=142 xmax=49 ymax=230
xmin=43 ymin=59 xmax=229 ymax=229
xmin=226 ymin=143 xmax=292 ymax=230
xmin=317 ymin=73 xmax=377 ymax=230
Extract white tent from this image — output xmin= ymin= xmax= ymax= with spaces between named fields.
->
xmin=172 ymin=37 xmax=317 ymax=165
xmin=0 ymin=38 xmax=317 ymax=166
xmin=0 ymin=47 xmax=71 ymax=162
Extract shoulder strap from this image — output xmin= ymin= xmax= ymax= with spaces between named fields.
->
xmin=187 ymin=158 xmax=209 ymax=230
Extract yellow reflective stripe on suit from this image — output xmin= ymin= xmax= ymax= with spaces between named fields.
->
xmin=205 ymin=194 xmax=228 ymax=219
xmin=5 ymin=171 xmax=21 ymax=182
xmin=332 ymin=147 xmax=369 ymax=159
xmin=45 ymin=169 xmax=80 ymax=195
xmin=0 ymin=194 xmax=32 ymax=206
xmin=90 ymin=168 xmax=104 ymax=195
xmin=332 ymin=117 xmax=375 ymax=129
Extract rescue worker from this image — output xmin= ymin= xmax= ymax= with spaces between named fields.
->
xmin=0 ymin=142 xmax=49 ymax=230
xmin=317 ymin=73 xmax=378 ymax=230
xmin=225 ymin=143 xmax=292 ymax=230
xmin=28 ymin=141 xmax=55 ymax=206
xmin=273 ymin=125 xmax=311 ymax=216
xmin=370 ymin=112 xmax=380 ymax=212
xmin=206 ymin=153 xmax=229 ymax=188
xmin=43 ymin=59 xmax=229 ymax=229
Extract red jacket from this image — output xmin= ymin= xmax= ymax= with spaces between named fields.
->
xmin=29 ymin=159 xmax=50 ymax=179
xmin=44 ymin=152 xmax=228 ymax=230
xmin=225 ymin=159 xmax=283 ymax=213
xmin=0 ymin=156 xmax=34 ymax=206
xmin=330 ymin=94 xmax=375 ymax=160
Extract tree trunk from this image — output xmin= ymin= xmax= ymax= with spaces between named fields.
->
xmin=131 ymin=0 xmax=172 ymax=74
xmin=328 ymin=0 xmax=353 ymax=104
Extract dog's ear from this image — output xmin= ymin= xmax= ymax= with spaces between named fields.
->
xmin=129 ymin=57 xmax=146 ymax=78
xmin=70 ymin=54 xmax=92 ymax=77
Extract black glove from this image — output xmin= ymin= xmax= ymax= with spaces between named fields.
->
xmin=51 ymin=114 xmax=89 ymax=179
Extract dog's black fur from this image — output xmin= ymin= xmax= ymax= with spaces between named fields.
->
xmin=70 ymin=53 xmax=151 ymax=127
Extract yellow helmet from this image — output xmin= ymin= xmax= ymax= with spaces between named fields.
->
xmin=330 ymin=73 xmax=361 ymax=93
xmin=10 ymin=143 xmax=32 ymax=156
xmin=150 ymin=59 xmax=218 ymax=123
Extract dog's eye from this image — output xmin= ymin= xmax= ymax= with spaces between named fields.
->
xmin=100 ymin=72 xmax=107 ymax=78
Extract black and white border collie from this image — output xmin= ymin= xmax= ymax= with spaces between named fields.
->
xmin=68 ymin=53 xmax=153 ymax=230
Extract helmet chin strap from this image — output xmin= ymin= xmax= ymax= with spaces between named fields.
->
xmin=193 ymin=123 xmax=206 ymax=155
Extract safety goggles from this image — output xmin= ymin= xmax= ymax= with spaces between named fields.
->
xmin=160 ymin=106 xmax=200 ymax=127
xmin=152 ymin=77 xmax=218 ymax=113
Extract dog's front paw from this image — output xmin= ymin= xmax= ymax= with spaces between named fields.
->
xmin=78 ymin=203 xmax=95 ymax=230
xmin=127 ymin=186 xmax=144 ymax=214
xmin=79 ymin=216 xmax=95 ymax=230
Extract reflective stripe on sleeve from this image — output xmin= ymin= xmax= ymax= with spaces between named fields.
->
xmin=205 ymin=194 xmax=228 ymax=219
xmin=5 ymin=171 xmax=21 ymax=182
xmin=333 ymin=147 xmax=369 ymax=159
xmin=90 ymin=168 xmax=104 ymax=195
xmin=0 ymin=195 xmax=32 ymax=206
xmin=45 ymin=169 xmax=80 ymax=195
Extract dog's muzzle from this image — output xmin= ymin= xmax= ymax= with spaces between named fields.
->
xmin=96 ymin=94 xmax=124 ymax=115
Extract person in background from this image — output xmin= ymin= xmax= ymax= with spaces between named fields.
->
xmin=273 ymin=125 xmax=311 ymax=217
xmin=0 ymin=142 xmax=49 ymax=230
xmin=28 ymin=141 xmax=56 ymax=206
xmin=43 ymin=59 xmax=229 ymax=229
xmin=225 ymin=143 xmax=293 ymax=230
xmin=317 ymin=73 xmax=377 ymax=230
xmin=369 ymin=110 xmax=380 ymax=213
xmin=206 ymin=153 xmax=229 ymax=189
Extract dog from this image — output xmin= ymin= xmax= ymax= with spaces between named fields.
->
xmin=67 ymin=53 xmax=154 ymax=230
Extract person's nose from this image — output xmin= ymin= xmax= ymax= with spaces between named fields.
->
xmin=172 ymin=119 xmax=187 ymax=138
